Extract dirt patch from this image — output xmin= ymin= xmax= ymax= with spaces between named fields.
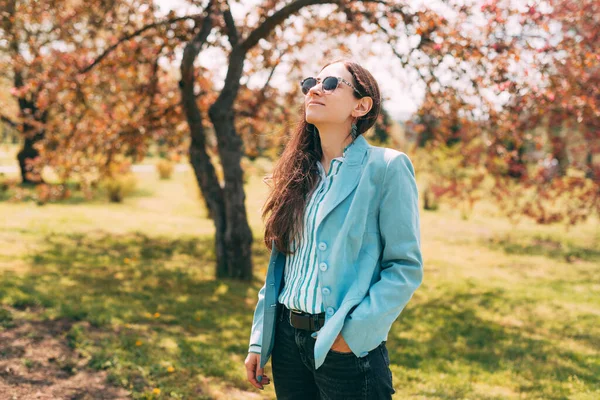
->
xmin=0 ymin=310 xmax=130 ymax=399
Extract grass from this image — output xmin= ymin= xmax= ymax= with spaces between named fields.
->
xmin=1 ymin=231 xmax=269 ymax=398
xmin=0 ymin=162 xmax=599 ymax=399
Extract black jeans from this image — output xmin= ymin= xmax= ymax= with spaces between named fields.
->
xmin=271 ymin=303 xmax=396 ymax=400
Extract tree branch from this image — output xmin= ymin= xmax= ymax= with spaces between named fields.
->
xmin=239 ymin=0 xmax=344 ymax=52
xmin=181 ymin=2 xmax=216 ymax=84
xmin=80 ymin=13 xmax=204 ymax=74
xmin=222 ymin=1 xmax=239 ymax=47
xmin=1 ymin=114 xmax=17 ymax=128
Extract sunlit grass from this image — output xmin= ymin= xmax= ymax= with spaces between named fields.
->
xmin=0 ymin=229 xmax=271 ymax=398
xmin=0 ymin=166 xmax=598 ymax=399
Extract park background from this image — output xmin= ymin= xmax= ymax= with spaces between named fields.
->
xmin=0 ymin=0 xmax=598 ymax=399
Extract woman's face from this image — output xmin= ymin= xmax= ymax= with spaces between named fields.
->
xmin=304 ymin=62 xmax=363 ymax=126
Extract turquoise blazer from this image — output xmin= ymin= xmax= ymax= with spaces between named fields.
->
xmin=249 ymin=134 xmax=424 ymax=370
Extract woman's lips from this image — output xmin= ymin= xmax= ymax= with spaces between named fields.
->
xmin=308 ymin=103 xmax=325 ymax=106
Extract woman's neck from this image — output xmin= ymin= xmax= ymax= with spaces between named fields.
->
xmin=317 ymin=123 xmax=353 ymax=166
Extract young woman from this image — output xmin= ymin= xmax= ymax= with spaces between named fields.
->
xmin=244 ymin=58 xmax=424 ymax=399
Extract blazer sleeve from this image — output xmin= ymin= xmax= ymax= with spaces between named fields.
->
xmin=340 ymin=152 xmax=424 ymax=354
xmin=248 ymin=280 xmax=267 ymax=354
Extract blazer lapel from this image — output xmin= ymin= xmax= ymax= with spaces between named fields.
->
xmin=314 ymin=134 xmax=369 ymax=233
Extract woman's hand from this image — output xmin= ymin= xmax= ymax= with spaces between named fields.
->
xmin=330 ymin=332 xmax=352 ymax=353
xmin=244 ymin=352 xmax=271 ymax=390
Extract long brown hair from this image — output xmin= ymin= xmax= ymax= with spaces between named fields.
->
xmin=262 ymin=58 xmax=381 ymax=254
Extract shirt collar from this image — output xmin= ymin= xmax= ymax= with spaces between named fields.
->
xmin=342 ymin=138 xmax=356 ymax=158
xmin=315 ymin=135 xmax=366 ymax=179
xmin=316 ymin=159 xmax=335 ymax=179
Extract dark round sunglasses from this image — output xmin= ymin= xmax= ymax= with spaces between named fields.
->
xmin=300 ymin=76 xmax=364 ymax=97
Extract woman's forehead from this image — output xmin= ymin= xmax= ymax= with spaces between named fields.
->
xmin=317 ymin=64 xmax=351 ymax=80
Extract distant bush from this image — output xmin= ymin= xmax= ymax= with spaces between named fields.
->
xmin=0 ymin=173 xmax=8 ymax=194
xmin=240 ymin=157 xmax=253 ymax=183
xmin=253 ymin=157 xmax=272 ymax=177
xmin=422 ymin=185 xmax=439 ymax=211
xmin=240 ymin=157 xmax=272 ymax=183
xmin=156 ymin=159 xmax=174 ymax=180
xmin=0 ymin=173 xmax=21 ymax=194
xmin=35 ymin=183 xmax=73 ymax=205
xmin=101 ymin=173 xmax=137 ymax=203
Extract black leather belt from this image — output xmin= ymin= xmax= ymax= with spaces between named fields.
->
xmin=281 ymin=304 xmax=325 ymax=332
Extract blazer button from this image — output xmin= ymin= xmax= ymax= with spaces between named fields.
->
xmin=318 ymin=242 xmax=327 ymax=251
xmin=326 ymin=307 xmax=335 ymax=316
xmin=318 ymin=262 xmax=328 ymax=271
xmin=322 ymin=287 xmax=331 ymax=295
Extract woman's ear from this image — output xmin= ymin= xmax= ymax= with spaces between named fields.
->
xmin=353 ymin=97 xmax=373 ymax=118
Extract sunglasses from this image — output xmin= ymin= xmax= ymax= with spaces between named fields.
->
xmin=300 ymin=76 xmax=364 ymax=97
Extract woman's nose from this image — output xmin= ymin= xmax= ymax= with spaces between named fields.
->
xmin=308 ymin=82 xmax=323 ymax=96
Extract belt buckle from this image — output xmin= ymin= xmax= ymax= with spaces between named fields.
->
xmin=289 ymin=309 xmax=321 ymax=331
xmin=289 ymin=308 xmax=300 ymax=328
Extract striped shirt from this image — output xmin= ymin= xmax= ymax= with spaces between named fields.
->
xmin=278 ymin=141 xmax=354 ymax=314
xmin=248 ymin=141 xmax=356 ymax=353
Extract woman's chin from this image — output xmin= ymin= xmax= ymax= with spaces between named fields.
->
xmin=306 ymin=114 xmax=324 ymax=125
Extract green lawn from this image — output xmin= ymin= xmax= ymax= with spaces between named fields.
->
xmin=0 ymin=166 xmax=598 ymax=399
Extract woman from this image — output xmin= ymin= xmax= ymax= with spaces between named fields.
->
xmin=244 ymin=58 xmax=424 ymax=399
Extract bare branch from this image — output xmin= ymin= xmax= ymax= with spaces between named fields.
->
xmin=222 ymin=1 xmax=239 ymax=47
xmin=1 ymin=114 xmax=17 ymax=128
xmin=240 ymin=0 xmax=344 ymax=52
xmin=239 ymin=0 xmax=395 ymax=52
xmin=80 ymin=13 xmax=204 ymax=74
xmin=180 ymin=1 xmax=216 ymax=84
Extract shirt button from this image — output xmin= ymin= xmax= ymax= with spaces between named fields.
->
xmin=326 ymin=307 xmax=335 ymax=316
xmin=322 ymin=287 xmax=330 ymax=295
xmin=318 ymin=242 xmax=327 ymax=251
xmin=319 ymin=262 xmax=328 ymax=271
xmin=360 ymin=351 xmax=369 ymax=357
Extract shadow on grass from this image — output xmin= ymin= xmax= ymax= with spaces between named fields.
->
xmin=2 ymin=230 xmax=598 ymax=399
xmin=0 ymin=231 xmax=270 ymax=398
xmin=388 ymin=285 xmax=600 ymax=398
xmin=485 ymin=233 xmax=600 ymax=263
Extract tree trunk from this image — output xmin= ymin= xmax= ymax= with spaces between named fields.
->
xmin=179 ymin=0 xmax=335 ymax=280
xmin=179 ymin=3 xmax=253 ymax=281
xmin=207 ymin=47 xmax=254 ymax=281
xmin=548 ymin=114 xmax=569 ymax=176
xmin=17 ymin=131 xmax=45 ymax=185
xmin=14 ymin=72 xmax=45 ymax=185
xmin=180 ymin=69 xmax=229 ymax=277
xmin=209 ymin=100 xmax=254 ymax=281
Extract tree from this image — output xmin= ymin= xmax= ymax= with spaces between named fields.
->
xmin=407 ymin=0 xmax=599 ymax=226
xmin=174 ymin=0 xmax=463 ymax=279
xmin=3 ymin=0 xmax=597 ymax=280
xmin=0 ymin=0 xmax=191 ymax=187
xmin=370 ymin=106 xmax=393 ymax=145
